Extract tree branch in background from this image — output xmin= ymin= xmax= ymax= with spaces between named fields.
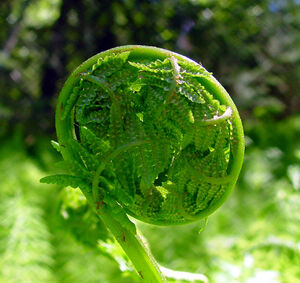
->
xmin=2 ymin=0 xmax=31 ymax=58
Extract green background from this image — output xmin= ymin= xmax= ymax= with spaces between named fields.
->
xmin=0 ymin=0 xmax=299 ymax=282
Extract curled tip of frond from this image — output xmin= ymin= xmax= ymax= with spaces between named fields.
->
xmin=53 ymin=46 xmax=244 ymax=225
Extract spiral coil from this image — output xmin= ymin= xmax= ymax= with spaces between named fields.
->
xmin=45 ymin=45 xmax=244 ymax=225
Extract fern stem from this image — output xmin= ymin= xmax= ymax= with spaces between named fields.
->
xmin=95 ymin=203 xmax=166 ymax=283
xmin=79 ymin=186 xmax=166 ymax=282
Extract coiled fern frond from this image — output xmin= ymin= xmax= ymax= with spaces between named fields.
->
xmin=42 ymin=45 xmax=244 ymax=225
xmin=41 ymin=45 xmax=244 ymax=282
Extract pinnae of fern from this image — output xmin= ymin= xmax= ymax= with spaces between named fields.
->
xmin=46 ymin=45 xmax=244 ymax=226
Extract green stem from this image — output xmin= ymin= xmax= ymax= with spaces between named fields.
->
xmin=79 ymin=186 xmax=166 ymax=282
xmin=95 ymin=204 xmax=166 ymax=283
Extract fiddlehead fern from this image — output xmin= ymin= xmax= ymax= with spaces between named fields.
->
xmin=41 ymin=45 xmax=244 ymax=282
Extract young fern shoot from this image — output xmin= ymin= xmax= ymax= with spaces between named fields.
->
xmin=41 ymin=45 xmax=244 ymax=282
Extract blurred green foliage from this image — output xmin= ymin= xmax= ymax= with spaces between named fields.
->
xmin=0 ymin=0 xmax=299 ymax=282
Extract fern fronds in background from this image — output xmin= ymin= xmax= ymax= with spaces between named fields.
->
xmin=0 ymin=195 xmax=54 ymax=283
xmin=0 ymin=147 xmax=54 ymax=283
